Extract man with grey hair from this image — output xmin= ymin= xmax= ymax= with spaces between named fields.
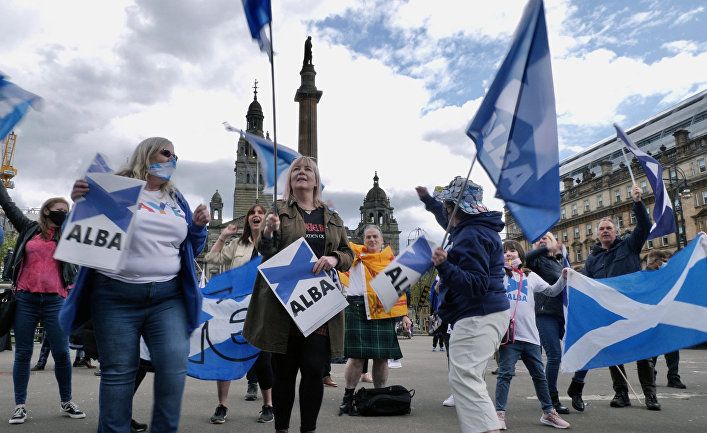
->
xmin=338 ymin=225 xmax=412 ymax=415
xmin=567 ymin=184 xmax=661 ymax=412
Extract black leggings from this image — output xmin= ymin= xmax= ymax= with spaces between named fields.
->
xmin=252 ymin=351 xmax=273 ymax=390
xmin=271 ymin=332 xmax=330 ymax=433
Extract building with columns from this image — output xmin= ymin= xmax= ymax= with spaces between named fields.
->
xmin=505 ymin=90 xmax=707 ymax=268
xmin=347 ymin=172 xmax=401 ymax=254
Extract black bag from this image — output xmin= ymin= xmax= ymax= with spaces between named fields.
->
xmin=350 ymin=385 xmax=415 ymax=416
xmin=0 ymin=289 xmax=17 ymax=336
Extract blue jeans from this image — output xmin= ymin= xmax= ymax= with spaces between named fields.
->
xmin=536 ymin=315 xmax=563 ymax=395
xmin=13 ymin=291 xmax=72 ymax=404
xmin=495 ymin=340 xmax=553 ymax=412
xmin=91 ymin=274 xmax=189 ymax=433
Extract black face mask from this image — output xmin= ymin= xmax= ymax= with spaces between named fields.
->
xmin=47 ymin=210 xmax=67 ymax=226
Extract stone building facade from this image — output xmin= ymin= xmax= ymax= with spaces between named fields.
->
xmin=505 ymin=90 xmax=707 ymax=268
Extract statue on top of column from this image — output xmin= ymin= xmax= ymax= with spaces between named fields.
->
xmin=303 ymin=36 xmax=313 ymax=66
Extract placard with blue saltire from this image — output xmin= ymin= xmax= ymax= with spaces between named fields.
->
xmin=370 ymin=235 xmax=437 ymax=312
xmin=258 ymin=238 xmax=348 ymax=336
xmin=561 ymin=233 xmax=707 ymax=372
xmin=188 ymin=257 xmax=262 ymax=381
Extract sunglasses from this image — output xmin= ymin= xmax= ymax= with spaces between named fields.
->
xmin=159 ymin=149 xmax=178 ymax=161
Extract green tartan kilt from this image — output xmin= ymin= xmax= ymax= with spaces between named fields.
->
xmin=344 ymin=296 xmax=402 ymax=359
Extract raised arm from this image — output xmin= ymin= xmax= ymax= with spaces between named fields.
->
xmin=416 ymin=186 xmax=449 ymax=230
xmin=0 ymin=182 xmax=33 ymax=233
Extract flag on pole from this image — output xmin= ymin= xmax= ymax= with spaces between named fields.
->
xmin=223 ymin=123 xmax=301 ymax=196
xmin=466 ymin=0 xmax=559 ymax=243
xmin=0 ymin=74 xmax=42 ymax=140
xmin=561 ymin=233 xmax=707 ymax=372
xmin=242 ymin=0 xmax=272 ymax=62
xmin=614 ymin=124 xmax=676 ymax=240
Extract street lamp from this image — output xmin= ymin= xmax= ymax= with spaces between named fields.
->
xmin=407 ymin=227 xmax=427 ymax=246
xmin=663 ymin=165 xmax=691 ymax=250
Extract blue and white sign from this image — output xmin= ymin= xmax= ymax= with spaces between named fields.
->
xmin=561 ymin=233 xmax=707 ymax=372
xmin=54 ymin=154 xmax=144 ymax=271
xmin=188 ymin=257 xmax=262 ymax=381
xmin=370 ymin=235 xmax=437 ymax=312
xmin=258 ymin=238 xmax=348 ymax=336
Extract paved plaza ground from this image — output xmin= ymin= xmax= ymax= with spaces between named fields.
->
xmin=1 ymin=336 xmax=706 ymax=432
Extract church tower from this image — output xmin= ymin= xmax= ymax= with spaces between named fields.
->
xmin=233 ymin=80 xmax=273 ymax=219
xmin=294 ymin=36 xmax=323 ymax=160
xmin=350 ymin=172 xmax=401 ymax=254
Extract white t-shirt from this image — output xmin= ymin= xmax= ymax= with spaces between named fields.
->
xmin=346 ymin=262 xmax=366 ymax=296
xmin=504 ymin=271 xmax=564 ymax=346
xmin=100 ymin=189 xmax=188 ymax=283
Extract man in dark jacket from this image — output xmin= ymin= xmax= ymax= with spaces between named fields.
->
xmin=568 ymin=184 xmax=660 ymax=411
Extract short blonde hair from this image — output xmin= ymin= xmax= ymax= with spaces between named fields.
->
xmin=283 ymin=156 xmax=324 ymax=207
xmin=116 ymin=137 xmax=175 ymax=194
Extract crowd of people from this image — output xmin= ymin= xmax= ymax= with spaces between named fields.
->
xmin=0 ymin=137 xmax=690 ymax=433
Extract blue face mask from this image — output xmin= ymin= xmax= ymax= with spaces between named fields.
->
xmin=148 ymin=159 xmax=177 ymax=181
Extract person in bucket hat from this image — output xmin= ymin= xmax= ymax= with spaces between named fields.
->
xmin=416 ymin=177 xmax=509 ymax=433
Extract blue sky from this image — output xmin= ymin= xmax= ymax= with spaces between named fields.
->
xmin=2 ymin=0 xmax=706 ymax=240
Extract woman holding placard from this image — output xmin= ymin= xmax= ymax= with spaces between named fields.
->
xmin=243 ymin=156 xmax=353 ymax=433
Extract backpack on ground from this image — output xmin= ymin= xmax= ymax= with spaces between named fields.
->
xmin=350 ymin=385 xmax=415 ymax=416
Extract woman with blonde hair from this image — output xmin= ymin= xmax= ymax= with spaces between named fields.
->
xmin=1 ymin=182 xmax=84 ymax=424
xmin=62 ymin=137 xmax=210 ymax=433
xmin=243 ymin=156 xmax=353 ymax=433
xmin=204 ymin=203 xmax=275 ymax=424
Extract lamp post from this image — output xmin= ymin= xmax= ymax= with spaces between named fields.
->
xmin=663 ymin=162 xmax=691 ymax=250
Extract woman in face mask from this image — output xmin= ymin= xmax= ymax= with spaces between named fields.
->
xmin=0 ymin=183 xmax=85 ymax=425
xmin=64 ymin=137 xmax=210 ymax=433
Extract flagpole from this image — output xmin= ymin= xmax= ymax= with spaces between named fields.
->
xmin=441 ymin=156 xmax=477 ymax=247
xmin=268 ymin=24 xmax=278 ymax=211
xmin=620 ymin=147 xmax=636 ymax=186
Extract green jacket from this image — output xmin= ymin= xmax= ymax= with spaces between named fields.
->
xmin=243 ymin=199 xmax=353 ymax=356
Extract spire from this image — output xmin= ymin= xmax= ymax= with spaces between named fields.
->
xmin=246 ymin=78 xmax=264 ymax=136
xmin=373 ymin=171 xmax=379 ymax=187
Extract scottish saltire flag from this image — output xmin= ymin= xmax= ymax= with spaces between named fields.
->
xmin=86 ymin=153 xmax=112 ymax=174
xmin=259 ymin=238 xmax=348 ymax=336
xmin=223 ymin=123 xmax=301 ymax=196
xmin=466 ymin=0 xmax=559 ymax=243
xmin=370 ymin=235 xmax=437 ymax=312
xmin=615 ymin=124 xmax=676 ymax=239
xmin=188 ymin=257 xmax=262 ymax=381
xmin=242 ymin=0 xmax=272 ymax=61
xmin=561 ymin=233 xmax=707 ymax=372
xmin=0 ymin=74 xmax=42 ymax=141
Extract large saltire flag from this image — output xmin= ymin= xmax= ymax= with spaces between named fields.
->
xmin=0 ymin=73 xmax=42 ymax=140
xmin=615 ymin=123 xmax=676 ymax=239
xmin=187 ymin=257 xmax=262 ymax=381
xmin=466 ymin=0 xmax=559 ymax=243
xmin=223 ymin=122 xmax=301 ymax=196
xmin=242 ymin=0 xmax=272 ymax=62
xmin=561 ymin=233 xmax=707 ymax=372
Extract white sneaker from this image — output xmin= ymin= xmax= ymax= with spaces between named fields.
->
xmin=442 ymin=394 xmax=455 ymax=407
xmin=9 ymin=406 xmax=27 ymax=424
xmin=540 ymin=409 xmax=570 ymax=429
xmin=387 ymin=359 xmax=402 ymax=369
xmin=497 ymin=410 xmax=507 ymax=430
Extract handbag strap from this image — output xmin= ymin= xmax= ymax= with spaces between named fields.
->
xmin=508 ymin=269 xmax=524 ymax=321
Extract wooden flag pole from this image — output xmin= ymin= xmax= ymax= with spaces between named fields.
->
xmin=620 ymin=147 xmax=637 ymax=186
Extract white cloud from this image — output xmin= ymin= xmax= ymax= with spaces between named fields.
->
xmin=675 ymin=6 xmax=705 ymax=25
xmin=662 ymin=40 xmax=699 ymax=54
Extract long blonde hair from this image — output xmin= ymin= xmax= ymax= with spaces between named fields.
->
xmin=115 ymin=137 xmax=176 ymax=194
xmin=283 ymin=156 xmax=324 ymax=208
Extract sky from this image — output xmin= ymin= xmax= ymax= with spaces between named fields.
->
xmin=2 ymin=0 xmax=706 ymax=243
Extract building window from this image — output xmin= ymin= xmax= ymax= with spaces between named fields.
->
xmin=661 ymin=236 xmax=669 ymax=247
xmin=647 ymin=239 xmax=654 ymax=249
xmin=626 ymin=185 xmax=632 ymax=199
xmin=561 ymin=208 xmax=566 ymax=220
xmin=574 ymin=226 xmax=580 ymax=239
xmin=617 ymin=215 xmax=624 ymax=229
xmin=597 ymin=194 xmax=604 ymax=208
xmin=571 ymin=204 xmax=578 ymax=216
xmin=702 ymin=190 xmax=707 ymax=206
xmin=563 ymin=231 xmax=568 ymax=242
xmin=640 ymin=180 xmax=648 ymax=194
xmin=630 ymin=212 xmax=636 ymax=224
xmin=699 ymin=158 xmax=706 ymax=173
xmin=614 ymin=189 xmax=621 ymax=203
xmin=584 ymin=199 xmax=590 ymax=212
xmin=575 ymin=249 xmax=583 ymax=262
xmin=586 ymin=223 xmax=592 ymax=235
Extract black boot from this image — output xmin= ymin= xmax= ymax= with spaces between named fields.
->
xmin=567 ymin=380 xmax=585 ymax=412
xmin=610 ymin=391 xmax=631 ymax=408
xmin=339 ymin=389 xmax=354 ymax=416
xmin=551 ymin=392 xmax=570 ymax=414
xmin=645 ymin=394 xmax=661 ymax=411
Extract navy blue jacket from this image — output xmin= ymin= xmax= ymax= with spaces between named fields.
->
xmin=583 ymin=201 xmax=650 ymax=279
xmin=422 ymin=195 xmax=509 ymax=326
xmin=526 ymin=246 xmax=565 ymax=318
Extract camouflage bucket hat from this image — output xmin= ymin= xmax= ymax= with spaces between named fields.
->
xmin=434 ymin=176 xmax=488 ymax=215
